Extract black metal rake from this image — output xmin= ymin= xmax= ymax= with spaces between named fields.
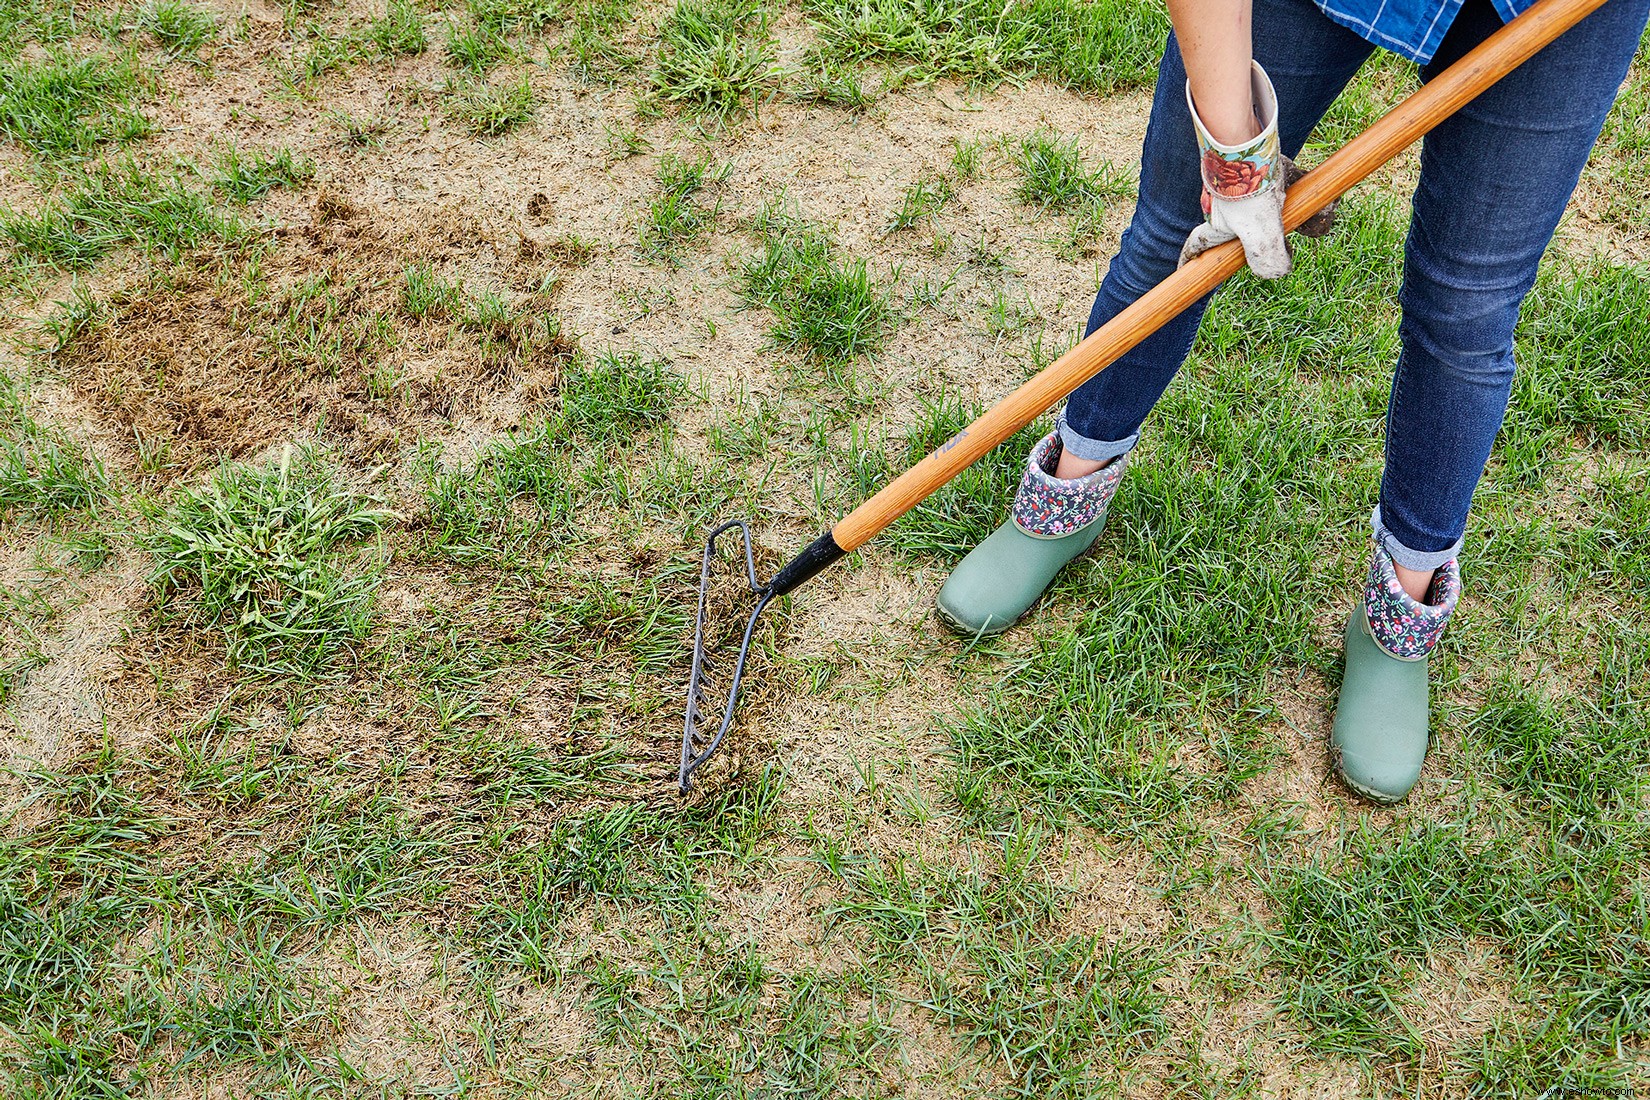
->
xmin=679 ymin=519 xmax=839 ymax=791
xmin=680 ymin=520 xmax=769 ymax=791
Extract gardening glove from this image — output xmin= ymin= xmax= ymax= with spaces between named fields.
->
xmin=1178 ymin=60 xmax=1333 ymax=279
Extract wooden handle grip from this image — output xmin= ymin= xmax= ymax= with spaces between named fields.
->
xmin=829 ymin=0 xmax=1607 ymax=553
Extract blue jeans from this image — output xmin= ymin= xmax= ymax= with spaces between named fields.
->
xmin=1058 ymin=0 xmax=1649 ymax=571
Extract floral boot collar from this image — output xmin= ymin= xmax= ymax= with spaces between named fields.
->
xmin=1363 ymin=541 xmax=1461 ymax=661
xmin=1010 ymin=432 xmax=1128 ymax=539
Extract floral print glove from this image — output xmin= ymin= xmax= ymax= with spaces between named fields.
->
xmin=1178 ymin=60 xmax=1302 ymax=279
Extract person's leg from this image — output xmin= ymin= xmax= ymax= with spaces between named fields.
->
xmin=1334 ymin=0 xmax=1650 ymax=803
xmin=1057 ymin=0 xmax=1376 ymax=468
xmin=1377 ymin=0 xmax=1650 ymax=588
xmin=936 ymin=0 xmax=1378 ymax=637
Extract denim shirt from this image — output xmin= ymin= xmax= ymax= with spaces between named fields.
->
xmin=1314 ymin=0 xmax=1531 ymax=62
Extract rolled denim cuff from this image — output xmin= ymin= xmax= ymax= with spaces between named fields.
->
xmin=1056 ymin=411 xmax=1138 ymax=464
xmin=1370 ymin=504 xmax=1463 ymax=573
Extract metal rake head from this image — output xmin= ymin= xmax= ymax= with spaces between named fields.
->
xmin=680 ymin=519 xmax=774 ymax=792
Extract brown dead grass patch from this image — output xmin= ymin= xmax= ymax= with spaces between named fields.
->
xmin=50 ymin=195 xmax=574 ymax=480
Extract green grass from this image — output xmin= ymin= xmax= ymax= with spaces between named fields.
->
xmin=1469 ymin=671 xmax=1650 ymax=820
xmin=276 ymin=2 xmax=431 ymax=87
xmin=951 ymin=136 xmax=985 ymax=179
xmin=1455 ymin=1016 xmax=1639 ymax=1097
xmin=1264 ymin=821 xmax=1499 ymax=1061
xmin=740 ymin=208 xmax=897 ymax=368
xmin=25 ymin=281 xmax=107 ymax=355
xmin=394 ymin=266 xmax=565 ymax=368
xmin=417 ymin=348 xmax=678 ymax=564
xmin=278 ymin=24 xmax=368 ymax=86
xmin=143 ymin=450 xmax=394 ymax=676
xmin=805 ymin=0 xmax=1167 ymax=93
xmin=640 ymin=152 xmax=724 ymax=259
xmin=1201 ymin=196 xmax=1406 ymax=372
xmin=1503 ymin=259 xmax=1650 ymax=453
xmin=1013 ymin=129 xmax=1130 ymax=210
xmin=265 ymin=269 xmax=396 ymax=377
xmin=1306 ymin=51 xmax=1417 ymax=151
xmin=1586 ymin=42 xmax=1647 ymax=230
xmin=1263 ymin=814 xmax=1650 ymax=1069
xmin=0 ymin=375 xmax=110 ymax=521
xmin=822 ymin=824 xmax=1170 ymax=1093
xmin=0 ymin=48 xmax=152 ymax=159
xmin=0 ymin=432 xmax=109 ymax=520
xmin=549 ymin=233 xmax=598 ymax=264
xmin=1 ymin=161 xmax=241 ymax=269
xmin=400 ymin=263 xmax=465 ymax=318
xmin=881 ymin=395 xmax=1045 ymax=558
xmin=440 ymin=0 xmax=570 ymax=72
xmin=2 ymin=10 xmax=1647 ymax=1098
xmin=941 ymin=622 xmax=1278 ymax=835
xmin=561 ymin=0 xmax=639 ymax=83
xmin=652 ymin=0 xmax=778 ymax=115
xmin=210 ymin=146 xmax=316 ymax=202
xmin=327 ymin=108 xmax=390 ymax=145
xmin=0 ymin=739 xmax=469 ymax=1094
xmin=366 ymin=0 xmax=428 ymax=55
xmin=605 ymin=121 xmax=649 ymax=157
xmin=0 ymin=751 xmax=170 ymax=1089
xmin=467 ymin=0 xmax=562 ymax=35
xmin=459 ymin=767 xmax=791 ymax=979
xmin=1009 ymin=128 xmax=1132 ymax=252
xmin=443 ymin=74 xmax=537 ymax=135
xmin=467 ymin=803 xmax=703 ymax=969
xmin=445 ymin=19 xmax=513 ymax=71
xmin=885 ymin=171 xmax=952 ymax=232
xmin=558 ymin=348 xmax=682 ymax=444
xmin=460 ymin=286 xmax=566 ymax=367
xmin=0 ymin=0 xmax=83 ymax=58
xmin=138 ymin=0 xmax=218 ymax=59
xmin=568 ymin=24 xmax=639 ymax=83
xmin=792 ymin=54 xmax=872 ymax=110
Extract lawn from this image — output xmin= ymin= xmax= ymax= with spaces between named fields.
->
xmin=0 ymin=0 xmax=1647 ymax=1095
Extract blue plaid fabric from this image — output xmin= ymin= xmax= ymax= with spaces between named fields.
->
xmin=1313 ymin=0 xmax=1530 ymax=61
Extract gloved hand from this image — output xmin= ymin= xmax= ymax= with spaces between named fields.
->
xmin=1178 ymin=61 xmax=1332 ymax=278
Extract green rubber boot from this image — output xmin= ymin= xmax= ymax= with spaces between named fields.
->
xmin=935 ymin=514 xmax=1108 ymax=636
xmin=1330 ymin=544 xmax=1461 ymax=804
xmin=935 ymin=432 xmax=1127 ymax=638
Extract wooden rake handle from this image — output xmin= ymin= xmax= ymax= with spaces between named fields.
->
xmin=766 ymin=0 xmax=1609 ymax=596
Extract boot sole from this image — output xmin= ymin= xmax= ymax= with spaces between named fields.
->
xmin=933 ymin=598 xmax=1022 ymax=639
xmin=1328 ymin=742 xmax=1408 ymax=805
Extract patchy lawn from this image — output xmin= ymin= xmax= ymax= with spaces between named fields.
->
xmin=1 ymin=0 xmax=1647 ymax=1095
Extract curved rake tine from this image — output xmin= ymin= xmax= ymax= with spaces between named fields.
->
xmin=680 ymin=520 xmax=771 ymax=791
xmin=676 ymin=0 xmax=1602 ymax=789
